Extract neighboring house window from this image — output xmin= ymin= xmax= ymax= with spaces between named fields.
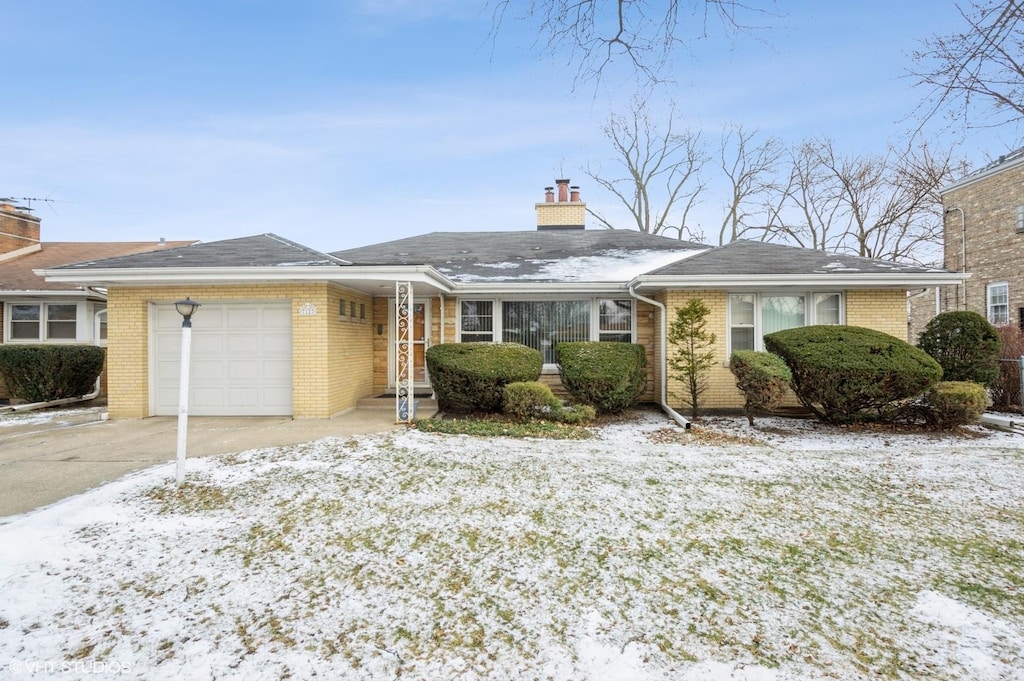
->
xmin=987 ymin=282 xmax=1009 ymax=325
xmin=10 ymin=304 xmax=41 ymax=340
xmin=1017 ymin=205 xmax=1024 ymax=233
xmin=728 ymin=292 xmax=843 ymax=352
xmin=458 ymin=298 xmax=635 ymax=362
xmin=7 ymin=303 xmax=78 ymax=342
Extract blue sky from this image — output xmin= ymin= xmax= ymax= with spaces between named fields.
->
xmin=1 ymin=0 xmax=1017 ymax=252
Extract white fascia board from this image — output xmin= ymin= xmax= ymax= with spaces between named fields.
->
xmin=2 ymin=289 xmax=95 ymax=299
xmin=329 ymin=266 xmax=456 ymax=292
xmin=39 ymin=265 xmax=456 ymax=293
xmin=452 ymin=281 xmax=631 ymax=296
xmin=630 ymin=272 xmax=971 ymax=290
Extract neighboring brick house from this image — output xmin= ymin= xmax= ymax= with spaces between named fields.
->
xmin=908 ymin=150 xmax=1024 ymax=340
xmin=0 ymin=201 xmax=193 ymax=403
xmin=41 ymin=179 xmax=967 ymax=420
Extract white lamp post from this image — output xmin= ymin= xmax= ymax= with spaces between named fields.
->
xmin=174 ymin=297 xmax=200 ymax=486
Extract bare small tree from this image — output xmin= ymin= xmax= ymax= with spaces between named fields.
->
xmin=910 ymin=0 xmax=1024 ymax=136
xmin=586 ymin=99 xmax=709 ymax=240
xmin=489 ymin=0 xmax=777 ymax=86
xmin=717 ymin=124 xmax=785 ymax=245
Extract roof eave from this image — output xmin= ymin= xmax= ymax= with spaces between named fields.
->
xmin=39 ymin=265 xmax=457 ymax=294
xmin=452 ymin=281 xmax=632 ymax=296
xmin=0 ymin=288 xmax=99 ymax=299
xmin=630 ymin=272 xmax=970 ymax=290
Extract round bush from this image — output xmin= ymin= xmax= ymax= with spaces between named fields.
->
xmin=425 ymin=343 xmax=542 ymax=414
xmin=729 ymin=350 xmax=792 ymax=425
xmin=764 ymin=325 xmax=942 ymax=424
xmin=917 ymin=311 xmax=1000 ymax=386
xmin=920 ymin=381 xmax=990 ymax=429
xmin=556 ymin=342 xmax=647 ymax=413
xmin=503 ymin=381 xmax=562 ymax=421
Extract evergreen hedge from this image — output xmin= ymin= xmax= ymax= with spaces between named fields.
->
xmin=425 ymin=343 xmax=542 ymax=414
xmin=0 ymin=345 xmax=105 ymax=403
xmin=729 ymin=350 xmax=793 ymax=425
xmin=764 ymin=325 xmax=942 ymax=424
xmin=917 ymin=311 xmax=1000 ymax=386
xmin=556 ymin=342 xmax=647 ymax=413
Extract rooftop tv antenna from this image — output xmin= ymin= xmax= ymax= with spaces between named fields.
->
xmin=0 ymin=191 xmax=69 ymax=214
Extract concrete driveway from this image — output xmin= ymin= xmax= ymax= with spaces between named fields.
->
xmin=0 ymin=405 xmax=404 ymax=518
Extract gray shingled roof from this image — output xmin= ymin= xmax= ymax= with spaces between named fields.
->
xmin=332 ymin=230 xmax=706 ymax=282
xmin=56 ymin=234 xmax=349 ymax=270
xmin=645 ymin=240 xmax=945 ymax=276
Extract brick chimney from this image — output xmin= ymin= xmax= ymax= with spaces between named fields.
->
xmin=536 ymin=178 xmax=586 ymax=230
xmin=0 ymin=203 xmax=41 ymax=256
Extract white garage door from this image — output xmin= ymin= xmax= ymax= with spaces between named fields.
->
xmin=152 ymin=302 xmax=293 ymax=416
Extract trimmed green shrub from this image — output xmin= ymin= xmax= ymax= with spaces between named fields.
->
xmin=555 ymin=403 xmax=597 ymax=424
xmin=503 ymin=381 xmax=562 ymax=421
xmin=729 ymin=350 xmax=793 ymax=425
xmin=919 ymin=381 xmax=990 ymax=429
xmin=917 ymin=311 xmax=1000 ymax=386
xmin=556 ymin=342 xmax=647 ymax=414
xmin=425 ymin=343 xmax=542 ymax=414
xmin=0 ymin=345 xmax=105 ymax=403
xmin=764 ymin=325 xmax=942 ymax=424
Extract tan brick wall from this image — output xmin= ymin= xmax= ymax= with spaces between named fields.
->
xmin=106 ymin=283 xmax=374 ymax=419
xmin=535 ymin=202 xmax=586 ymax=228
xmin=658 ymin=290 xmax=744 ymax=410
xmin=845 ymin=289 xmax=908 ymax=339
xmin=941 ymin=161 xmax=1024 ymax=327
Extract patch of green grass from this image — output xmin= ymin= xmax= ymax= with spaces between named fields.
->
xmin=415 ymin=416 xmax=592 ymax=439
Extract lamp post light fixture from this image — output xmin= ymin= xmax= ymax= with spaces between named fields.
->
xmin=174 ymin=297 xmax=200 ymax=486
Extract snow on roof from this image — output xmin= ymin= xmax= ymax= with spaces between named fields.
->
xmin=443 ymin=248 xmax=705 ymax=283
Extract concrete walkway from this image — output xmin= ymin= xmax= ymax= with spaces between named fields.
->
xmin=0 ymin=406 xmax=406 ymax=518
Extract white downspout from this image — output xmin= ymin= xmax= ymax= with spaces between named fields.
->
xmin=628 ymin=284 xmax=691 ymax=430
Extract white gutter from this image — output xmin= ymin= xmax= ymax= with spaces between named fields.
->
xmin=455 ymin=281 xmax=632 ymax=295
xmin=627 ymin=284 xmax=691 ymax=430
xmin=39 ymin=264 xmax=457 ymax=293
xmin=632 ymin=272 xmax=970 ymax=289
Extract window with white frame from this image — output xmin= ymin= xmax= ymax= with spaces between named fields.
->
xmin=459 ymin=298 xmax=635 ymax=363
xmin=460 ymin=300 xmax=494 ymax=342
xmin=728 ymin=292 xmax=843 ymax=352
xmin=6 ymin=302 xmax=79 ymax=342
xmin=987 ymin=282 xmax=1009 ymax=325
xmin=1017 ymin=205 xmax=1024 ymax=233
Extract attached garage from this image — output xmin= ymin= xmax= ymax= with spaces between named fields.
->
xmin=152 ymin=302 xmax=292 ymax=416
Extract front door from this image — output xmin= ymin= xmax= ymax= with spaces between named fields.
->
xmin=390 ymin=300 xmax=430 ymax=388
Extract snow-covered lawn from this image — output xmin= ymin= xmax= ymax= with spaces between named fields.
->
xmin=1 ymin=410 xmax=1022 ymax=680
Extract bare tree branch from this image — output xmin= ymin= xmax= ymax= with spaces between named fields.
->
xmin=490 ymin=0 xmax=778 ymax=87
xmin=585 ymin=98 xmax=709 ymax=240
xmin=717 ymin=124 xmax=784 ymax=245
xmin=909 ymin=0 xmax=1024 ymax=138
